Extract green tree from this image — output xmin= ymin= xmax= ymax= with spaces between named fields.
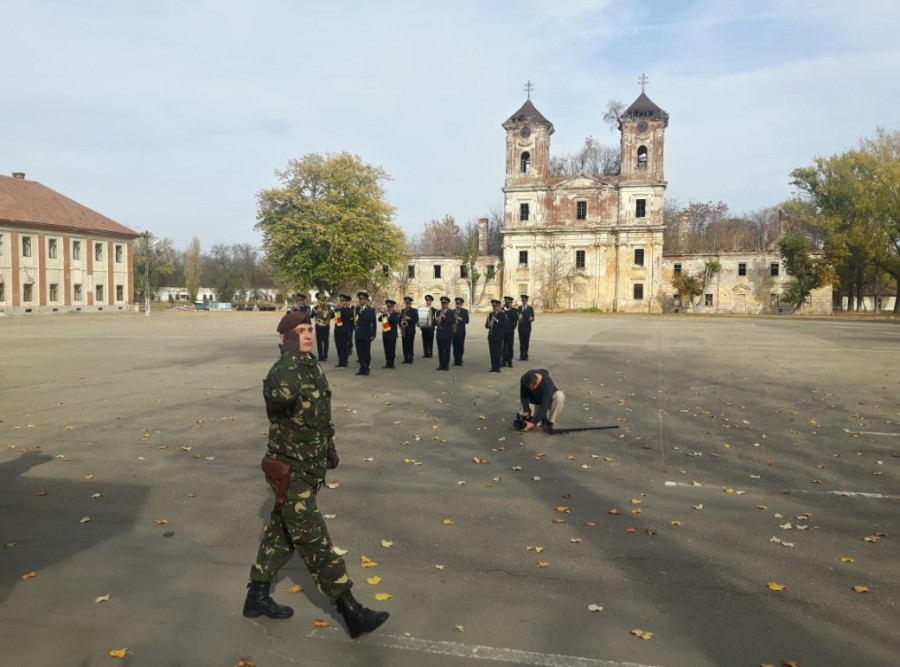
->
xmin=133 ymin=233 xmax=175 ymax=304
xmin=255 ymin=152 xmax=405 ymax=295
xmin=184 ymin=236 xmax=203 ymax=303
xmin=788 ymin=128 xmax=900 ymax=313
xmin=460 ymin=235 xmax=483 ymax=308
xmin=778 ymin=232 xmax=833 ymax=311
xmin=673 ymin=258 xmax=721 ymax=311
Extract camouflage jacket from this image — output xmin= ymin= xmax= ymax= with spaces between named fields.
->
xmin=262 ymin=351 xmax=336 ymax=487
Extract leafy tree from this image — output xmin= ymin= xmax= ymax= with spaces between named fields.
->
xmin=778 ymin=232 xmax=832 ymax=311
xmin=255 ymin=152 xmax=405 ymax=295
xmin=204 ymin=244 xmax=244 ymax=303
xmin=184 ymin=236 xmax=203 ymax=303
xmin=549 ymin=135 xmax=621 ymax=177
xmin=788 ymin=128 xmax=900 ymax=312
xmin=672 ymin=258 xmax=721 ymax=311
xmin=413 ymin=215 xmax=466 ymax=256
xmin=133 ymin=233 xmax=175 ymax=303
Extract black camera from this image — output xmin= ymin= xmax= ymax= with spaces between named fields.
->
xmin=512 ymin=412 xmax=533 ymax=431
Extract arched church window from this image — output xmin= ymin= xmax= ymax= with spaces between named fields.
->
xmin=520 ymin=151 xmax=531 ymax=174
xmin=637 ymin=146 xmax=648 ymax=169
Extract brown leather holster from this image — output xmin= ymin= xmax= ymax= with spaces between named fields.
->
xmin=260 ymin=457 xmax=292 ymax=507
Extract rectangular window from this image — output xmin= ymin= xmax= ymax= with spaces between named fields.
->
xmin=115 ymin=245 xmax=123 ymax=263
xmin=576 ymin=201 xmax=587 ymax=220
xmin=73 ymin=241 xmax=81 ymax=260
xmin=770 ymin=262 xmax=780 ymax=276
xmin=519 ymin=250 xmax=528 ymax=266
xmin=49 ymin=283 xmax=59 ymax=302
xmin=433 ymin=264 xmax=442 ymax=279
xmin=520 ymin=203 xmax=530 ymax=221
xmin=770 ymin=293 xmax=780 ymax=308
xmin=96 ymin=285 xmax=104 ymax=301
xmin=22 ymin=236 xmax=32 ymax=257
xmin=575 ymin=250 xmax=586 ymax=269
xmin=74 ymin=283 xmax=83 ymax=301
xmin=23 ymin=283 xmax=33 ymax=302
xmin=95 ymin=242 xmax=103 ymax=261
xmin=705 ymin=293 xmax=713 ymax=307
xmin=460 ymin=264 xmax=468 ymax=278
xmin=0 ymin=283 xmax=4 ymax=302
xmin=634 ymin=248 xmax=644 ymax=266
xmin=48 ymin=238 xmax=58 ymax=259
xmin=738 ymin=262 xmax=747 ymax=277
xmin=674 ymin=263 xmax=682 ymax=276
xmin=636 ymin=199 xmax=646 ymax=218
xmin=407 ymin=265 xmax=415 ymax=279
xmin=633 ymin=284 xmax=644 ymax=300
xmin=116 ymin=285 xmax=124 ymax=301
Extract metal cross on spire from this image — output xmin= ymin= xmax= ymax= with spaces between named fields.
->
xmin=638 ymin=73 xmax=649 ymax=92
xmin=523 ymin=80 xmax=534 ymax=99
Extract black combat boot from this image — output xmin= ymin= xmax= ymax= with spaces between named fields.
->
xmin=335 ymin=590 xmax=389 ymax=638
xmin=243 ymin=581 xmax=294 ymax=619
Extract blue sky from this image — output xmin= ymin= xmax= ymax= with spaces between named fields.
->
xmin=3 ymin=0 xmax=898 ymax=249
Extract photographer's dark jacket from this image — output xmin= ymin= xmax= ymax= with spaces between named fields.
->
xmin=520 ymin=369 xmax=559 ymax=425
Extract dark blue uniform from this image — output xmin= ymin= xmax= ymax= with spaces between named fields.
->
xmin=501 ymin=304 xmax=519 ymax=367
xmin=451 ymin=307 xmax=469 ymax=366
xmin=333 ymin=303 xmax=354 ymax=366
xmin=354 ymin=304 xmax=377 ymax=375
xmin=400 ymin=304 xmax=419 ymax=363
xmin=380 ymin=311 xmax=400 ymax=368
xmin=434 ymin=306 xmax=456 ymax=370
xmin=517 ymin=303 xmax=535 ymax=360
xmin=486 ymin=307 xmax=507 ymax=372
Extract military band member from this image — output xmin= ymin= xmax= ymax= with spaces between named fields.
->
xmin=485 ymin=299 xmax=507 ymax=372
xmin=312 ymin=292 xmax=334 ymax=362
xmin=501 ymin=296 xmax=519 ymax=368
xmin=451 ymin=297 xmax=470 ymax=367
xmin=517 ymin=294 xmax=535 ymax=361
xmin=333 ymin=294 xmax=354 ymax=367
xmin=354 ymin=291 xmax=376 ymax=376
xmin=434 ymin=296 xmax=456 ymax=371
xmin=291 ymin=293 xmax=311 ymax=313
xmin=379 ymin=299 xmax=400 ymax=369
xmin=400 ymin=296 xmax=419 ymax=364
xmin=420 ymin=294 xmax=437 ymax=358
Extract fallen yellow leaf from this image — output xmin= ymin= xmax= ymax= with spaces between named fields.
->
xmin=671 ymin=520 xmax=683 ymax=527
xmin=237 ymin=658 xmax=257 ymax=667
xmin=442 ymin=518 xmax=454 ymax=525
xmin=852 ymin=585 xmax=870 ymax=593
xmin=109 ymin=648 xmax=129 ymax=658
xmin=360 ymin=555 xmax=378 ymax=568
xmin=374 ymin=592 xmax=392 ymax=601
xmin=840 ymin=557 xmax=855 ymax=564
xmin=537 ymin=560 xmax=549 ymax=568
xmin=312 ymin=619 xmax=331 ymax=628
xmin=286 ymin=584 xmax=303 ymax=594
xmin=555 ymin=506 xmax=569 ymax=513
xmin=767 ymin=581 xmax=787 ymax=591
xmin=80 ymin=516 xmax=91 ymax=524
xmin=94 ymin=594 xmax=110 ymax=603
xmin=156 ymin=519 xmax=168 ymax=525
xmin=21 ymin=571 xmax=37 ymax=580
xmin=630 ymin=498 xmax=643 ymax=505
xmin=366 ymin=576 xmax=382 ymax=585
xmin=629 ymin=628 xmax=653 ymax=640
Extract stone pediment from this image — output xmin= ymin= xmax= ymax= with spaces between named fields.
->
xmin=733 ymin=282 xmax=752 ymax=292
xmin=553 ymin=173 xmax=604 ymax=190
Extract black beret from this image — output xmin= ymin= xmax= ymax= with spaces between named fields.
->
xmin=277 ymin=310 xmax=311 ymax=333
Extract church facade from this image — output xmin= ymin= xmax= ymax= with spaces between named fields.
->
xmin=500 ymin=90 xmax=669 ymax=313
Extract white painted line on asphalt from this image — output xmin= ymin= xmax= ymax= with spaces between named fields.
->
xmin=309 ymin=630 xmax=665 ymax=667
xmin=842 ymin=428 xmax=900 ymax=437
xmin=663 ymin=480 xmax=900 ymax=501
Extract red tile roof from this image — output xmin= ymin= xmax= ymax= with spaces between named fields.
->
xmin=0 ymin=174 xmax=139 ymax=238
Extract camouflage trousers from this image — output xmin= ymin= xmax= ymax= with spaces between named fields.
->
xmin=249 ymin=480 xmax=351 ymax=602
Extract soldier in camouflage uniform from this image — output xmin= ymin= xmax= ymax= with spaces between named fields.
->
xmin=243 ymin=310 xmax=389 ymax=638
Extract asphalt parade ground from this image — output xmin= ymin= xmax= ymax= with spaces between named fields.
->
xmin=1 ymin=311 xmax=898 ymax=667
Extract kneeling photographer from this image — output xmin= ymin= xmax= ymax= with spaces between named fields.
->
xmin=518 ymin=369 xmax=565 ymax=434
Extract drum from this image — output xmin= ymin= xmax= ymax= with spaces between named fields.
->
xmin=417 ymin=306 xmax=433 ymax=328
